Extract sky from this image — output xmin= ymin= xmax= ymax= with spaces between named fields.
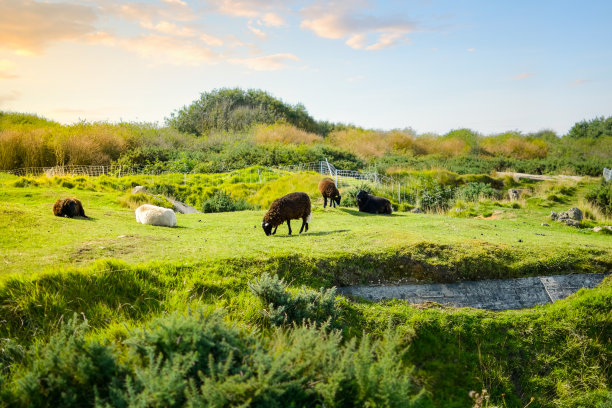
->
xmin=0 ymin=0 xmax=611 ymax=135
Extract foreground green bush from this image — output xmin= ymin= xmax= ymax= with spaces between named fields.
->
xmin=1 ymin=311 xmax=428 ymax=408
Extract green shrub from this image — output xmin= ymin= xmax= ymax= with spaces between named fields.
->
xmin=3 ymin=311 xmax=428 ymax=408
xmin=419 ymin=185 xmax=454 ymax=212
xmin=456 ymin=182 xmax=500 ymax=202
xmin=8 ymin=316 xmax=121 ymax=408
xmin=248 ymin=273 xmax=339 ymax=328
xmin=202 ymin=190 xmax=254 ymax=213
xmin=585 ymin=180 xmax=612 ymax=216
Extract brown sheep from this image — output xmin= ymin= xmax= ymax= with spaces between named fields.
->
xmin=262 ymin=192 xmax=311 ymax=236
xmin=53 ymin=198 xmax=87 ymax=218
xmin=318 ymin=178 xmax=341 ymax=208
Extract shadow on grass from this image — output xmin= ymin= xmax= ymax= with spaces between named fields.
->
xmin=272 ymin=229 xmax=349 ymax=238
xmin=339 ymin=208 xmax=401 ymax=217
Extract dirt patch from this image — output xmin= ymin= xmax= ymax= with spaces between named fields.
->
xmin=477 ymin=210 xmax=504 ymax=220
xmin=71 ymin=235 xmax=142 ymax=263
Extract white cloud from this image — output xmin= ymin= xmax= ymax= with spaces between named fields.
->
xmin=466 ymin=48 xmax=475 ymax=52
xmin=88 ymin=32 xmax=219 ymax=66
xmin=141 ymin=21 xmax=197 ymax=37
xmin=200 ymin=33 xmax=224 ymax=47
xmin=260 ymin=12 xmax=286 ymax=27
xmin=248 ymin=23 xmax=267 ymax=39
xmin=570 ymin=79 xmax=589 ymax=86
xmin=208 ymin=0 xmax=288 ymax=19
xmin=511 ymin=72 xmax=535 ymax=80
xmin=230 ymin=53 xmax=299 ymax=70
xmin=0 ymin=0 xmax=98 ymax=55
xmin=300 ymin=1 xmax=417 ymax=51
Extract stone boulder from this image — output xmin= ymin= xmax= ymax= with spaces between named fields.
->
xmin=131 ymin=185 xmax=147 ymax=194
xmin=551 ymin=207 xmax=583 ymax=227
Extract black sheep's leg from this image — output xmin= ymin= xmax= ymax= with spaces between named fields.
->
xmin=287 ymin=220 xmax=292 ymax=235
xmin=272 ymin=226 xmax=278 ymax=235
xmin=323 ymin=197 xmax=327 ymax=208
xmin=299 ymin=218 xmax=306 ymax=234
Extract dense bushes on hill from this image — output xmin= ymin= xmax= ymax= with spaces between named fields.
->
xmin=568 ymin=115 xmax=612 ymax=139
xmin=1 ymin=103 xmax=611 ymax=177
xmin=166 ymin=88 xmax=323 ymax=136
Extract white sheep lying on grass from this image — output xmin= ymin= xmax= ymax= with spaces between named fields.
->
xmin=135 ymin=204 xmax=177 ymax=227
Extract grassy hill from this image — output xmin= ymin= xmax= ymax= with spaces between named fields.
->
xmin=0 ymin=171 xmax=610 ymax=407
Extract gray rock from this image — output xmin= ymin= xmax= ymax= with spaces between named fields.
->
xmin=564 ymin=207 xmax=583 ymax=221
xmin=551 ymin=207 xmax=583 ymax=225
xmin=168 ymin=197 xmax=200 ymax=214
xmin=508 ymin=189 xmax=520 ymax=201
xmin=131 ymin=185 xmax=147 ymax=194
xmin=410 ymin=208 xmax=424 ymax=214
xmin=593 ymin=226 xmax=603 ymax=232
xmin=563 ymin=219 xmax=581 ymax=227
xmin=541 ymin=223 xmax=549 ymax=226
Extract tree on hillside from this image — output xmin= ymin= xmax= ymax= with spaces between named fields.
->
xmin=567 ymin=116 xmax=612 ymax=139
xmin=166 ymin=88 xmax=321 ymax=136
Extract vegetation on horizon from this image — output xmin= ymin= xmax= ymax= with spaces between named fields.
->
xmin=1 ymin=89 xmax=611 ymax=177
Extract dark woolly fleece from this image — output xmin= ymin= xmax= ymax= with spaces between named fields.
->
xmin=52 ymin=198 xmax=87 ymax=218
xmin=318 ymin=178 xmax=341 ymax=207
xmin=356 ymin=190 xmax=392 ymax=214
xmin=262 ymin=192 xmax=311 ymax=235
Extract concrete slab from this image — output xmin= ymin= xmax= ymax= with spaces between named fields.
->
xmin=337 ymin=274 xmax=608 ymax=310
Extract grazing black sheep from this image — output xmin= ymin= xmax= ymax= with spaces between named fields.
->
xmin=262 ymin=192 xmax=311 ymax=236
xmin=356 ymin=190 xmax=392 ymax=214
xmin=318 ymin=178 xmax=341 ymax=208
xmin=52 ymin=198 xmax=87 ymax=218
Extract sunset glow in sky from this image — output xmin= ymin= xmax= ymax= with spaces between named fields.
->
xmin=1 ymin=0 xmax=611 ymax=134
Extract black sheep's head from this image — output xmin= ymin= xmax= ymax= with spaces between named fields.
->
xmin=261 ymin=220 xmax=273 ymax=236
xmin=64 ymin=199 xmax=77 ymax=217
xmin=333 ymin=194 xmax=341 ymax=206
xmin=356 ymin=190 xmax=368 ymax=205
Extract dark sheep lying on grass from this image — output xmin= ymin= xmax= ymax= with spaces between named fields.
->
xmin=262 ymin=192 xmax=311 ymax=236
xmin=53 ymin=198 xmax=87 ymax=218
xmin=356 ymin=190 xmax=393 ymax=214
xmin=318 ymin=178 xmax=341 ymax=208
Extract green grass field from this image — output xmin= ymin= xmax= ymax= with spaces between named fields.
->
xmin=0 ymin=172 xmax=610 ymax=408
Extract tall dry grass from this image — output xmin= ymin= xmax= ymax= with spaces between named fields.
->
xmin=254 ymin=123 xmax=323 ymax=145
xmin=481 ymin=133 xmax=549 ymax=159
xmin=413 ymin=134 xmax=471 ymax=156
xmin=326 ymin=128 xmax=416 ymax=159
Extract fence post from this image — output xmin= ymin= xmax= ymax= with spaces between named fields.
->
xmin=398 ymin=182 xmax=401 ymax=204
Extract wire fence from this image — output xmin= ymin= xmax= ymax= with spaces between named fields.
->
xmin=5 ymin=161 xmax=410 ymax=202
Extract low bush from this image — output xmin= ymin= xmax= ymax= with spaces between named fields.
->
xmin=202 ymin=190 xmax=254 ymax=213
xmin=248 ymin=273 xmax=339 ymax=328
xmin=419 ymin=185 xmax=454 ymax=212
xmin=456 ymin=182 xmax=501 ymax=202
xmin=585 ymin=180 xmax=612 ymax=216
